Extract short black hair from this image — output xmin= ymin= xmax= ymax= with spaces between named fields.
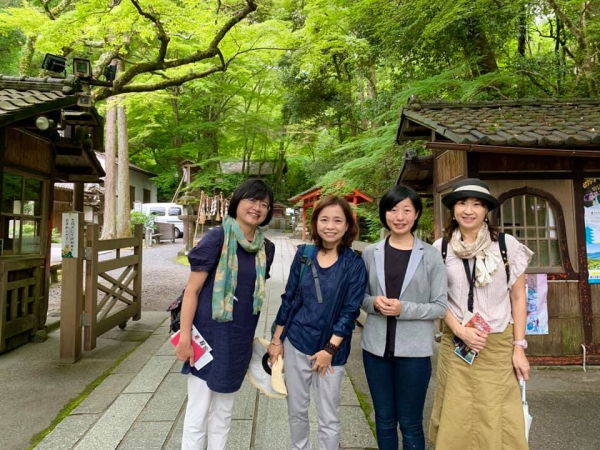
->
xmin=379 ymin=185 xmax=423 ymax=232
xmin=228 ymin=179 xmax=274 ymax=227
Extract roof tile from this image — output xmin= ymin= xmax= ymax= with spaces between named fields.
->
xmin=398 ymin=99 xmax=600 ymax=147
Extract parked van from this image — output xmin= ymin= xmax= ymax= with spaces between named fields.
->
xmin=139 ymin=203 xmax=184 ymax=238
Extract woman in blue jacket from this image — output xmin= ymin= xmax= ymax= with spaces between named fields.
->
xmin=361 ymin=185 xmax=447 ymax=450
xmin=269 ymin=195 xmax=367 ymax=450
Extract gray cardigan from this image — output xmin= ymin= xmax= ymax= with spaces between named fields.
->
xmin=360 ymin=236 xmax=448 ymax=357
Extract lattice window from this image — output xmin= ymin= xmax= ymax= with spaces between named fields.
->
xmin=499 ymin=194 xmax=562 ymax=269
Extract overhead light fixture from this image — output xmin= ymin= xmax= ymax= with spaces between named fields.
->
xmin=41 ymin=53 xmax=66 ymax=73
xmin=35 ymin=116 xmax=55 ymax=131
xmin=104 ymin=65 xmax=117 ymax=82
xmin=73 ymin=58 xmax=91 ymax=79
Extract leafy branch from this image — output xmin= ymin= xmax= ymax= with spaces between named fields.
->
xmin=94 ymin=0 xmax=259 ymax=101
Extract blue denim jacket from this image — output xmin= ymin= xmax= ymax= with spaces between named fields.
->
xmin=275 ymin=245 xmax=367 ymax=365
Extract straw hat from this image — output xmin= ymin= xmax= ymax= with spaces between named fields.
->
xmin=247 ymin=337 xmax=287 ymax=398
xmin=442 ymin=178 xmax=500 ymax=211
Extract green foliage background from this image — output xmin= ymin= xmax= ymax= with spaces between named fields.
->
xmin=2 ymin=0 xmax=599 ymax=241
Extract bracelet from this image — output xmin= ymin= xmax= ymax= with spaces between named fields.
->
xmin=324 ymin=341 xmax=339 ymax=356
xmin=270 ymin=340 xmax=282 ymax=346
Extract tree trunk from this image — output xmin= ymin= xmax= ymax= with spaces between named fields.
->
xmin=19 ymin=36 xmax=36 ymax=76
xmin=101 ymin=99 xmax=117 ymax=240
xmin=368 ymin=63 xmax=379 ymax=128
xmin=116 ymin=96 xmax=131 ymax=238
xmin=358 ymin=71 xmax=367 ymax=131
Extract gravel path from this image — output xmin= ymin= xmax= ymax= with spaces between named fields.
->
xmin=47 ymin=241 xmax=190 ymax=322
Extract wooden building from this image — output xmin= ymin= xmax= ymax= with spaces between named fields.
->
xmin=0 ymin=75 xmax=105 ymax=353
xmin=289 ymin=186 xmax=374 ymax=241
xmin=396 ymin=97 xmax=600 ymax=364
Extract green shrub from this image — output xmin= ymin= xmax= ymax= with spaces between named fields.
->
xmin=130 ymin=211 xmax=155 ymax=233
xmin=51 ymin=228 xmax=61 ymax=243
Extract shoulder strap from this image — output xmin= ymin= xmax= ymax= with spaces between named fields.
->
xmin=301 ymin=245 xmax=323 ymax=304
xmin=441 ymin=239 xmax=448 ymax=264
xmin=499 ymin=232 xmax=510 ymax=283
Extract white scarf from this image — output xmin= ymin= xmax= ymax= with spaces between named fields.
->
xmin=449 ymin=223 xmax=501 ymax=287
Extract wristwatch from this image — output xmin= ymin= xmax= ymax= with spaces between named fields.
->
xmin=513 ymin=339 xmax=528 ymax=349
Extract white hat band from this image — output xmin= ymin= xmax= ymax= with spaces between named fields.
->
xmin=454 ymin=185 xmax=491 ymax=195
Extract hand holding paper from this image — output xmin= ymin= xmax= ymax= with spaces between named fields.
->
xmin=453 ymin=312 xmax=492 ymax=365
xmin=171 ymin=325 xmax=213 ymax=370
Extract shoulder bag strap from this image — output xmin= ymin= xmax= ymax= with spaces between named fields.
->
xmin=441 ymin=238 xmax=448 ymax=264
xmin=303 ymin=245 xmax=323 ymax=303
xmin=499 ymin=232 xmax=510 ymax=283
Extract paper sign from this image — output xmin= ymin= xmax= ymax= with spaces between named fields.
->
xmin=61 ymin=213 xmax=78 ymax=258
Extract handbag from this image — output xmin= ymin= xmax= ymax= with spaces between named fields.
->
xmin=521 ymin=380 xmax=533 ymax=442
xmin=167 ymin=228 xmax=225 ymax=333
xmin=167 ymin=290 xmax=185 ymax=333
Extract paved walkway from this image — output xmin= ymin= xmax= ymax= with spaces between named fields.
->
xmin=35 ymin=231 xmax=377 ymax=450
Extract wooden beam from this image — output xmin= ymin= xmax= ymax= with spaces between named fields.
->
xmin=428 ymin=141 xmax=600 ymax=158
xmin=572 ymin=161 xmax=595 ymax=352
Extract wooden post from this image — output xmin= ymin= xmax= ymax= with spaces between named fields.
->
xmin=84 ymin=224 xmax=99 ymax=351
xmin=302 ymin=206 xmax=307 ymax=241
xmin=133 ymin=224 xmax=143 ymax=320
xmin=60 ymin=211 xmax=84 ymax=362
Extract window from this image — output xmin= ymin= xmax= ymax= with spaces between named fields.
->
xmin=143 ymin=189 xmax=151 ymax=203
xmin=498 ymin=191 xmax=562 ymax=270
xmin=168 ymin=206 xmax=182 ymax=216
xmin=149 ymin=207 xmax=166 ymax=216
xmin=1 ymin=172 xmax=45 ymax=255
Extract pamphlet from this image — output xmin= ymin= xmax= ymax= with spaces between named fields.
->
xmin=453 ymin=312 xmax=492 ymax=365
xmin=170 ymin=325 xmax=213 ymax=370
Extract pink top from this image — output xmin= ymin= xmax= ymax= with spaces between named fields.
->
xmin=434 ymin=234 xmax=533 ymax=333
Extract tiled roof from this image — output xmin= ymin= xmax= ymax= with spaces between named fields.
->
xmin=0 ymin=75 xmax=80 ymax=126
xmin=397 ymin=98 xmax=600 ymax=147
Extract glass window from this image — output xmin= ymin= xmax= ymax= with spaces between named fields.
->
xmin=0 ymin=172 xmax=45 ymax=256
xmin=168 ymin=207 xmax=182 ymax=215
xmin=149 ymin=207 xmax=165 ymax=216
xmin=499 ymin=193 xmax=562 ymax=270
xmin=2 ymin=172 xmax=22 ymax=214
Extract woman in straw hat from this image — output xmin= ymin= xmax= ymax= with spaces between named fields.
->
xmin=175 ymin=179 xmax=275 ymax=450
xmin=429 ymin=178 xmax=533 ymax=450
xmin=269 ymin=195 xmax=367 ymax=450
xmin=360 ymin=185 xmax=448 ymax=450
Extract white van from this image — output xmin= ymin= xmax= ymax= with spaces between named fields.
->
xmin=139 ymin=203 xmax=184 ymax=238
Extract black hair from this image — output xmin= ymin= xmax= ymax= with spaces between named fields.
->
xmin=378 ymin=185 xmax=423 ymax=233
xmin=227 ymin=179 xmax=274 ymax=227
xmin=310 ymin=195 xmax=359 ymax=253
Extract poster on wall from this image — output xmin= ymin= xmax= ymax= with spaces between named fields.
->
xmin=525 ymin=274 xmax=548 ymax=335
xmin=584 ymin=178 xmax=600 ymax=283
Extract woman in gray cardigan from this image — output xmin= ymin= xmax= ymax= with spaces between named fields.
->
xmin=361 ymin=185 xmax=447 ymax=450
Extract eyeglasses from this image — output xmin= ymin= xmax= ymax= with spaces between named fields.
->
xmin=243 ymin=197 xmax=270 ymax=211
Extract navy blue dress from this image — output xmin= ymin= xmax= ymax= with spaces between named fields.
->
xmin=181 ymin=227 xmax=275 ymax=393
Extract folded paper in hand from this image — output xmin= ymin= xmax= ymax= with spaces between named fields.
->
xmin=453 ymin=311 xmax=492 ymax=365
xmin=170 ymin=325 xmax=213 ymax=370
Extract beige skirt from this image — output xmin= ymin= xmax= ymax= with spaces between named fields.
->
xmin=429 ymin=324 xmax=528 ymax=450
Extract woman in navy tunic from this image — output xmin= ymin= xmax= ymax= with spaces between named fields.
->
xmin=175 ymin=179 xmax=275 ymax=450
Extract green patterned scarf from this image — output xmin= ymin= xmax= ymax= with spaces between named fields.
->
xmin=212 ymin=216 xmax=267 ymax=322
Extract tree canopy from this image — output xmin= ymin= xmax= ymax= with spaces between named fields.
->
xmin=2 ymin=0 xmax=598 ymax=240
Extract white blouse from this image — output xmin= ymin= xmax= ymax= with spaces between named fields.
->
xmin=434 ymin=234 xmax=533 ymax=333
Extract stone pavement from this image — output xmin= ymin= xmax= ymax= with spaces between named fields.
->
xmin=34 ymin=232 xmax=377 ymax=450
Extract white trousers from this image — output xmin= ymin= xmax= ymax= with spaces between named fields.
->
xmin=284 ymin=339 xmax=345 ymax=450
xmin=181 ymin=375 xmax=236 ymax=450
